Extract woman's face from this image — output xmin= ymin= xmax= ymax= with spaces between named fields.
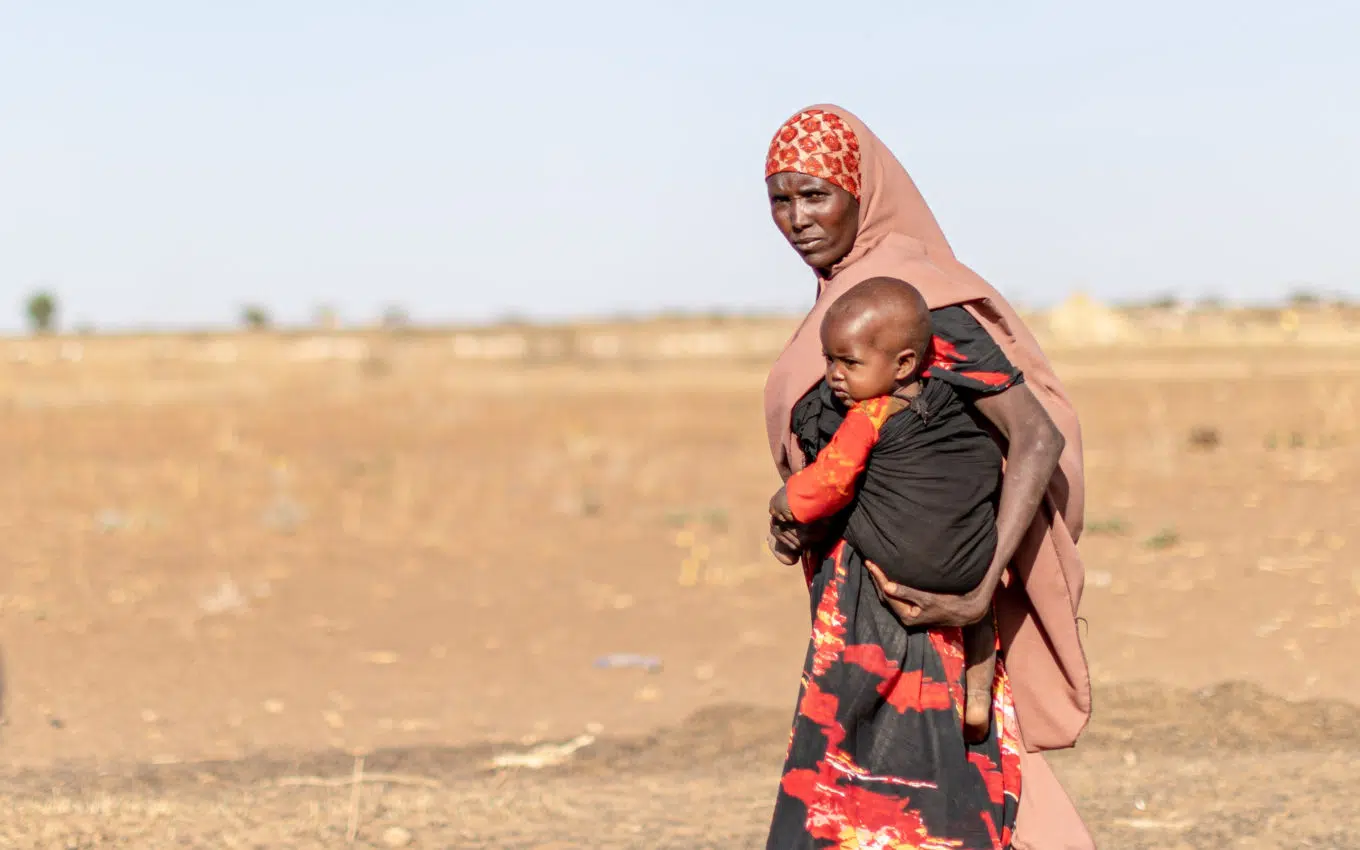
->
xmin=766 ymin=172 xmax=860 ymax=275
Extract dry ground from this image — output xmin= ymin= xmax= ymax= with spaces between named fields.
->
xmin=1 ymin=335 xmax=1358 ymax=848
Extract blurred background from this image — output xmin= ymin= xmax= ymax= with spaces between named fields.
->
xmin=2 ymin=2 xmax=1358 ymax=848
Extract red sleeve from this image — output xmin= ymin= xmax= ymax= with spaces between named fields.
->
xmin=785 ymin=397 xmax=895 ymax=523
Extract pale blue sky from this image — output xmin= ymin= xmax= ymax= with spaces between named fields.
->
xmin=2 ymin=1 xmax=1356 ymax=331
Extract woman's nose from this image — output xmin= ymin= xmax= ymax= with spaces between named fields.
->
xmin=788 ymin=200 xmax=811 ymax=232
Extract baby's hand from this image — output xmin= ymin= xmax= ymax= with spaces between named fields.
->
xmin=768 ymin=486 xmax=795 ymax=523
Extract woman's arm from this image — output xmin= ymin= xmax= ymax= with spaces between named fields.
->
xmin=868 ymin=382 xmax=1064 ymax=627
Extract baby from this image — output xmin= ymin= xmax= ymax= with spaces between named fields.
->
xmin=769 ymin=276 xmax=1003 ymax=742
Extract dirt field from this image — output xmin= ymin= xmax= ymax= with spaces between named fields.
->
xmin=2 ymin=328 xmax=1358 ymax=848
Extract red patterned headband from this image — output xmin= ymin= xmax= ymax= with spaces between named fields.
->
xmin=764 ymin=108 xmax=862 ymax=200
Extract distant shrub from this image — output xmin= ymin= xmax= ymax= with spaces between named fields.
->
xmin=1143 ymin=527 xmax=1180 ymax=550
xmin=1086 ymin=517 xmax=1129 ymax=536
xmin=314 ymin=304 xmax=340 ymax=329
xmin=1287 ymin=289 xmax=1322 ymax=308
xmin=380 ymin=305 xmax=412 ymax=332
xmin=241 ymin=305 xmax=271 ymax=331
xmin=25 ymin=290 xmax=58 ymax=334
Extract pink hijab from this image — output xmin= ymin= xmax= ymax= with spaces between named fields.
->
xmin=763 ymin=105 xmax=1094 ymax=849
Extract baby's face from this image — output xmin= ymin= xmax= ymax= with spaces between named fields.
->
xmin=820 ymin=316 xmax=901 ymax=406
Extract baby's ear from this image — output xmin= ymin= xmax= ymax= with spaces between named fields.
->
xmin=895 ymin=348 xmax=919 ymax=381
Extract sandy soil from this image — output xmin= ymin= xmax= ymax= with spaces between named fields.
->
xmin=1 ymin=340 xmax=1357 ymax=848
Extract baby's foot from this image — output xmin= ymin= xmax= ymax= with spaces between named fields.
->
xmin=964 ymin=690 xmax=992 ymax=744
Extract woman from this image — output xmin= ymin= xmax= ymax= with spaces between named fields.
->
xmin=762 ymin=105 xmax=1093 ymax=850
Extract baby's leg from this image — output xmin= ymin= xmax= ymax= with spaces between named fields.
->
xmin=962 ymin=614 xmax=997 ymax=744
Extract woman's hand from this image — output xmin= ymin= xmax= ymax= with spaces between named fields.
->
xmin=864 ymin=561 xmax=990 ymax=627
xmin=768 ymin=517 xmax=802 ymax=565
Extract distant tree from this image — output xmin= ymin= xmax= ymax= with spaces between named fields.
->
xmin=241 ymin=304 xmax=271 ymax=331
xmin=1287 ymin=288 xmax=1321 ymax=308
xmin=314 ymin=304 xmax=340 ymax=330
xmin=25 ymin=290 xmax=58 ymax=334
xmin=380 ymin=304 xmax=411 ymax=331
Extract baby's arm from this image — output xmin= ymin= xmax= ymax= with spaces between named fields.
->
xmin=778 ymin=396 xmax=904 ymax=523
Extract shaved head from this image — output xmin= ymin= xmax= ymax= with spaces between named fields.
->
xmin=818 ymin=276 xmax=934 ymax=404
xmin=823 ymin=276 xmax=932 ymax=363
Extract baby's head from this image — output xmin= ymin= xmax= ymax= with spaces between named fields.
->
xmin=820 ymin=276 xmax=932 ymax=405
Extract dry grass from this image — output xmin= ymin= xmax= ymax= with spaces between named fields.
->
xmin=2 ymin=314 xmax=1359 ymax=848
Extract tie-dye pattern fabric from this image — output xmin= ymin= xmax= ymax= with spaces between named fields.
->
xmin=766 ymin=538 xmax=1022 ymax=850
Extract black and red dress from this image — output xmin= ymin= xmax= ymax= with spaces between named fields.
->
xmin=766 ymin=306 xmax=1025 ymax=850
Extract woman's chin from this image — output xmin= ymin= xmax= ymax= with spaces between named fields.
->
xmin=797 ymin=248 xmax=835 ymax=271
